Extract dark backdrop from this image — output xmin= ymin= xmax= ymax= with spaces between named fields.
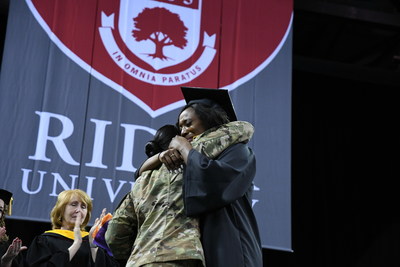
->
xmin=2 ymin=0 xmax=400 ymax=266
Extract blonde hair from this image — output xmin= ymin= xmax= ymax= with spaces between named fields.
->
xmin=50 ymin=189 xmax=93 ymax=230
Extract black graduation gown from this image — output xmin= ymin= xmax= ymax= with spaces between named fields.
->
xmin=183 ymin=143 xmax=263 ymax=267
xmin=25 ymin=231 xmax=119 ymax=267
xmin=0 ymin=240 xmax=26 ymax=267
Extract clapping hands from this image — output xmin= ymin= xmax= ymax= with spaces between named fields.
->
xmin=1 ymin=237 xmax=27 ymax=266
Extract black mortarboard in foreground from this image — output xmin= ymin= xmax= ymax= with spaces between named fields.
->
xmin=0 ymin=189 xmax=13 ymax=216
xmin=181 ymin=87 xmax=237 ymax=121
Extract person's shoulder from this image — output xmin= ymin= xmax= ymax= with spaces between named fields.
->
xmin=225 ymin=120 xmax=254 ymax=131
xmin=222 ymin=121 xmax=255 ymax=141
xmin=221 ymin=142 xmax=253 ymax=156
xmin=39 ymin=231 xmax=59 ymax=241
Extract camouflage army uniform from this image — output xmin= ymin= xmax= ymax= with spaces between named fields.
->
xmin=106 ymin=121 xmax=254 ymax=267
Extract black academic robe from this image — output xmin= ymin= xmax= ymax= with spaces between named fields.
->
xmin=183 ymin=143 xmax=263 ymax=267
xmin=0 ymin=240 xmax=26 ymax=267
xmin=25 ymin=231 xmax=119 ymax=267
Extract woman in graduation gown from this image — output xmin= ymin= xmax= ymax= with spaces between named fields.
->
xmin=25 ymin=189 xmax=119 ymax=267
xmin=168 ymin=87 xmax=263 ymax=267
xmin=0 ymin=189 xmax=27 ymax=267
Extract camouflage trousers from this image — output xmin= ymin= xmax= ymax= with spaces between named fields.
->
xmin=140 ymin=260 xmax=203 ymax=267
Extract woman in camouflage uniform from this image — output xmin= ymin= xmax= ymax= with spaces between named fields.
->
xmin=168 ymin=88 xmax=263 ymax=267
xmin=106 ymin=116 xmax=254 ymax=267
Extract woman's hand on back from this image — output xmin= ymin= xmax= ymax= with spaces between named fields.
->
xmin=159 ymin=148 xmax=183 ymax=171
xmin=169 ymin=136 xmax=192 ymax=163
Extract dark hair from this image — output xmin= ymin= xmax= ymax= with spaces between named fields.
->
xmin=179 ymin=101 xmax=230 ymax=130
xmin=145 ymin=124 xmax=180 ymax=157
xmin=0 ymin=216 xmax=8 ymax=243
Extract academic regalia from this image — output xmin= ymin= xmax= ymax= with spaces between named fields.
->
xmin=183 ymin=143 xmax=263 ymax=267
xmin=1 ymin=189 xmax=25 ymax=267
xmin=0 ymin=241 xmax=26 ymax=267
xmin=180 ymin=87 xmax=238 ymax=121
xmin=180 ymin=86 xmax=263 ymax=266
xmin=0 ymin=189 xmax=13 ymax=216
xmin=25 ymin=230 xmax=119 ymax=267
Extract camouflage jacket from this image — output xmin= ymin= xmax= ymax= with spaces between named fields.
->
xmin=106 ymin=121 xmax=254 ymax=267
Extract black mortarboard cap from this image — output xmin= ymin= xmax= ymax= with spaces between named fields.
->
xmin=181 ymin=87 xmax=237 ymax=121
xmin=0 ymin=189 xmax=13 ymax=216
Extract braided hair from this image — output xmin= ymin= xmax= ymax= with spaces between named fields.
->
xmin=145 ymin=124 xmax=180 ymax=157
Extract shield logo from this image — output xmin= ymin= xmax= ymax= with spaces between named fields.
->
xmin=117 ymin=0 xmax=201 ymax=71
xmin=26 ymin=0 xmax=293 ymax=116
xmin=99 ymin=0 xmax=215 ymax=87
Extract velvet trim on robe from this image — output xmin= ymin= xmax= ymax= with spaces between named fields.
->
xmin=25 ymin=231 xmax=119 ymax=267
xmin=45 ymin=229 xmax=89 ymax=239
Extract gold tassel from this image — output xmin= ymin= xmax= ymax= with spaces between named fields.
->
xmin=7 ymin=197 xmax=13 ymax=216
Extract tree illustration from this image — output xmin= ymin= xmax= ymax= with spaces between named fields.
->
xmin=132 ymin=7 xmax=188 ymax=60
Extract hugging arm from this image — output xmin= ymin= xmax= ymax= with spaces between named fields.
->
xmin=105 ymin=192 xmax=137 ymax=261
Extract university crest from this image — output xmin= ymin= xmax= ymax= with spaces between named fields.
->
xmin=26 ymin=0 xmax=293 ymax=116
